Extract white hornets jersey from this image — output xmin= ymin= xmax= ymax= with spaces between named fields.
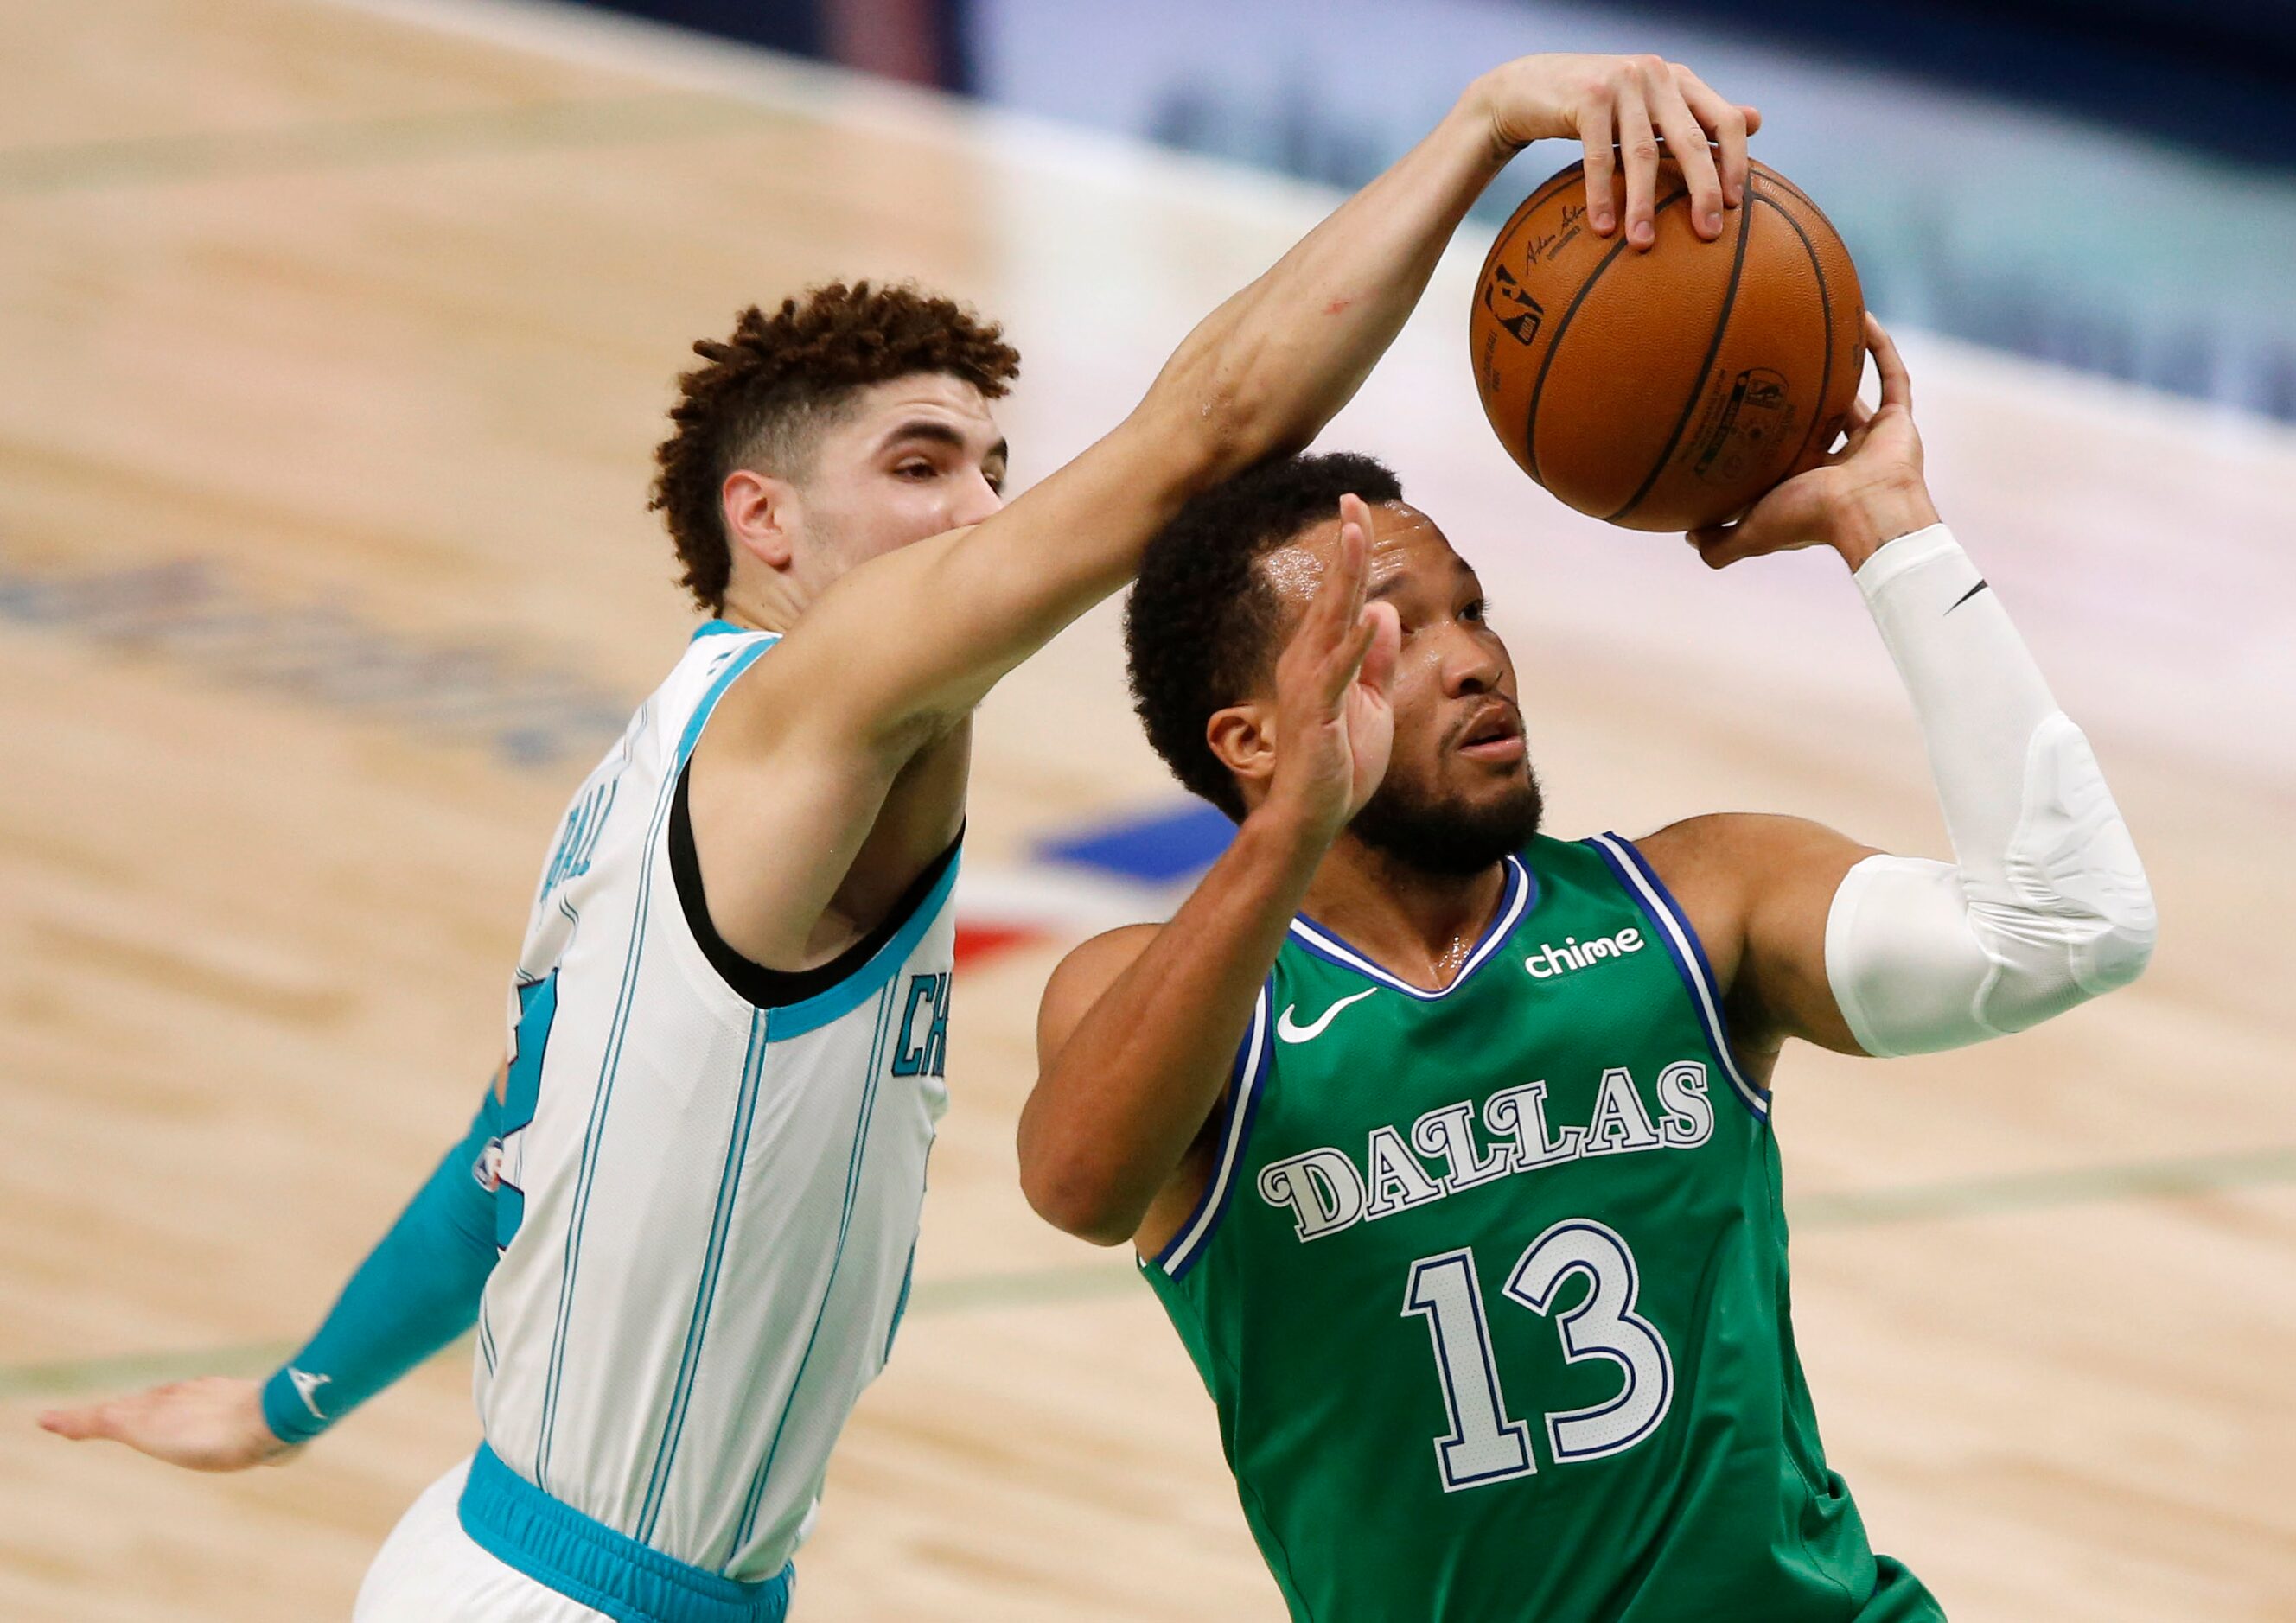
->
xmin=473 ymin=621 xmax=958 ymax=1585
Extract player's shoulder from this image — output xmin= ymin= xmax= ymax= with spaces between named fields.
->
xmin=1632 ymin=812 xmax=1848 ymax=874
xmin=1626 ymin=813 xmax=1873 ymax=946
xmin=1036 ymin=922 xmax=1163 ymax=1038
xmin=1049 ymin=921 xmax=1163 ymax=987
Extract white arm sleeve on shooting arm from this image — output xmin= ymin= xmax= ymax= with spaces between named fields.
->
xmin=1824 ymin=525 xmax=2156 ymax=1057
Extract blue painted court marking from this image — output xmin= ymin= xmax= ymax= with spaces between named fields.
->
xmin=8 ymin=1145 xmax=2291 ymax=1407
xmin=1036 ymin=801 xmax=1234 ymax=885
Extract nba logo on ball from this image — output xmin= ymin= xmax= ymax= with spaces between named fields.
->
xmin=1483 ymin=264 xmax=1546 ymax=345
xmin=1469 ymin=156 xmax=1864 ymax=531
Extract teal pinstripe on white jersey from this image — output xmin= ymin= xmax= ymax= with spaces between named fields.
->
xmin=470 ymin=620 xmax=957 ymax=1588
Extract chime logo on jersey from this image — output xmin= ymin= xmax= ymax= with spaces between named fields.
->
xmin=1524 ymin=926 xmax=1643 ymax=980
xmin=1255 ymin=1060 xmax=1714 ymax=1242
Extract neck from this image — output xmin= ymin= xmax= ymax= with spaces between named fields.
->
xmin=1298 ymin=834 xmax=1511 ymax=993
xmin=717 ymin=576 xmax=803 ymax=636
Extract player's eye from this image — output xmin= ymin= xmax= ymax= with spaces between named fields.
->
xmin=1463 ymin=596 xmax=1490 ymax=623
xmin=894 ymin=460 xmax=936 ymax=481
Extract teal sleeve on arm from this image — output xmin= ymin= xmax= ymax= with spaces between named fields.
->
xmin=259 ymin=1086 xmax=503 ymax=1444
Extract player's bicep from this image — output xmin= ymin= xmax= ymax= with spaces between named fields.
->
xmin=737 ymin=416 xmax=1196 ymax=749
xmin=1647 ymin=813 xmax=1877 ymax=1057
xmin=1033 ymin=923 xmax=1164 ymax=1072
xmin=1737 ymin=818 xmax=1880 ymax=1054
xmin=1032 ymin=927 xmax=1233 ymax=1258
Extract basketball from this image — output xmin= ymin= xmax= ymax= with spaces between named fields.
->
xmin=1470 ymin=156 xmax=1865 ymax=532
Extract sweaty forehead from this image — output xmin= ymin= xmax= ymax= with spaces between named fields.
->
xmin=1258 ymin=502 xmax=1464 ymax=605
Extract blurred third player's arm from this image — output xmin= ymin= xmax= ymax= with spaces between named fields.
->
xmin=39 ymin=1067 xmax=508 ymax=1468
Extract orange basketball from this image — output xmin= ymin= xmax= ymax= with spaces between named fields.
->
xmin=1470 ymin=156 xmax=1864 ymax=532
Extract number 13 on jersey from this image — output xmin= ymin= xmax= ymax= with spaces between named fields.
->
xmin=1403 ymin=1219 xmax=1674 ymax=1492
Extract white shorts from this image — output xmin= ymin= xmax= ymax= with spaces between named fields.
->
xmin=355 ymin=1455 xmax=608 ymax=1623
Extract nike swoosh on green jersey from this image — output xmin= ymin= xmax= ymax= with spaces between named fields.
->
xmin=1277 ymin=987 xmax=1376 ymax=1043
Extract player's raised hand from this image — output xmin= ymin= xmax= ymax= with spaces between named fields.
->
xmin=1474 ymin=54 xmax=1761 ymax=247
xmin=1265 ymin=495 xmax=1400 ymax=845
xmin=38 ymin=1375 xmax=296 ymax=1473
xmin=1687 ymin=314 xmax=1942 ymax=572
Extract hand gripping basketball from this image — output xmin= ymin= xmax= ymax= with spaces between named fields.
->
xmin=1687 ymin=314 xmax=1942 ymax=571
xmin=1265 ymin=495 xmax=1401 ymax=845
xmin=1473 ymin=54 xmax=1763 ymax=250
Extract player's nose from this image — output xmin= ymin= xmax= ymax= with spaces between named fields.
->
xmin=1438 ymin=622 xmax=1506 ymax=698
xmin=953 ymin=468 xmax=1004 ymax=527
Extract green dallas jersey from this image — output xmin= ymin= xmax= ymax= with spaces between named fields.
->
xmin=1142 ymin=833 xmax=1943 ymax=1622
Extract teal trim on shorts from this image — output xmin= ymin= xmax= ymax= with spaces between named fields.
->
xmin=458 ymin=1444 xmax=793 ymax=1623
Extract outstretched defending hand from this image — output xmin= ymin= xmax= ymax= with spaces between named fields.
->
xmin=1687 ymin=314 xmax=1942 ymax=572
xmin=1475 ymin=54 xmax=1763 ymax=248
xmin=39 ymin=1375 xmax=294 ymax=1473
xmin=1264 ymin=495 xmax=1402 ymax=846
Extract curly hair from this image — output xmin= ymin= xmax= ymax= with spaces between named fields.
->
xmin=650 ymin=281 xmax=1020 ymax=611
xmin=1125 ymin=451 xmax=1404 ymax=820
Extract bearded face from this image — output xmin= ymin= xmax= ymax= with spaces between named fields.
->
xmin=1350 ymin=743 xmax=1545 ymax=876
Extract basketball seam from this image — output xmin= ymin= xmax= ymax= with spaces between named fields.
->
xmin=1751 ymin=166 xmax=1840 ymax=234
xmin=1754 ymin=190 xmax=1838 ymax=489
xmin=1521 ymin=185 xmax=1691 ymax=491
xmin=1600 ymin=189 xmax=1755 ymax=525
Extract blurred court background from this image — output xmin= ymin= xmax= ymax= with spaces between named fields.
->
xmin=2 ymin=0 xmax=2291 ymax=1619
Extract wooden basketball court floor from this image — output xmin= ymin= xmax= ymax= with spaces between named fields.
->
xmin=2 ymin=1 xmax=2292 ymax=1617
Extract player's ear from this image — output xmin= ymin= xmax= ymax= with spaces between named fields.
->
xmin=1206 ymin=702 xmax=1276 ymax=794
xmin=722 ymin=468 xmax=797 ymax=573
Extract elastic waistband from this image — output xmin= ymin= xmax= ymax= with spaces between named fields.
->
xmin=457 ymin=1445 xmax=792 ymax=1623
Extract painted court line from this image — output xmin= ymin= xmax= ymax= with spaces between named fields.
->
xmin=4 ymin=1146 xmax=2289 ymax=1404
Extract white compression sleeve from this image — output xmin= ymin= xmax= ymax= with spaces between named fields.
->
xmin=1824 ymin=525 xmax=2156 ymax=1057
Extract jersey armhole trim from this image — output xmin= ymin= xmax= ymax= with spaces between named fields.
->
xmin=1151 ymin=981 xmax=1276 ymax=1279
xmin=1585 ymin=832 xmax=1769 ymax=1123
xmin=668 ymin=761 xmax=961 ymax=1028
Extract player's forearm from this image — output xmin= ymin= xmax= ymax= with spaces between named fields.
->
xmin=1132 ymin=87 xmax=1516 ymax=493
xmin=258 ymin=1087 xmax=502 ymax=1443
xmin=901 ymin=89 xmax=1520 ymax=723
xmin=1822 ymin=518 xmax=2157 ymax=1054
xmin=1022 ymin=804 xmax=1327 ymax=1244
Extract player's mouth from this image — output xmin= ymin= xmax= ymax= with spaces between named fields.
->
xmin=1453 ymin=700 xmax=1525 ymax=764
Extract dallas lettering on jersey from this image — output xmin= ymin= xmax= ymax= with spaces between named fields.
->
xmin=1256 ymin=1060 xmax=1714 ymax=1242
